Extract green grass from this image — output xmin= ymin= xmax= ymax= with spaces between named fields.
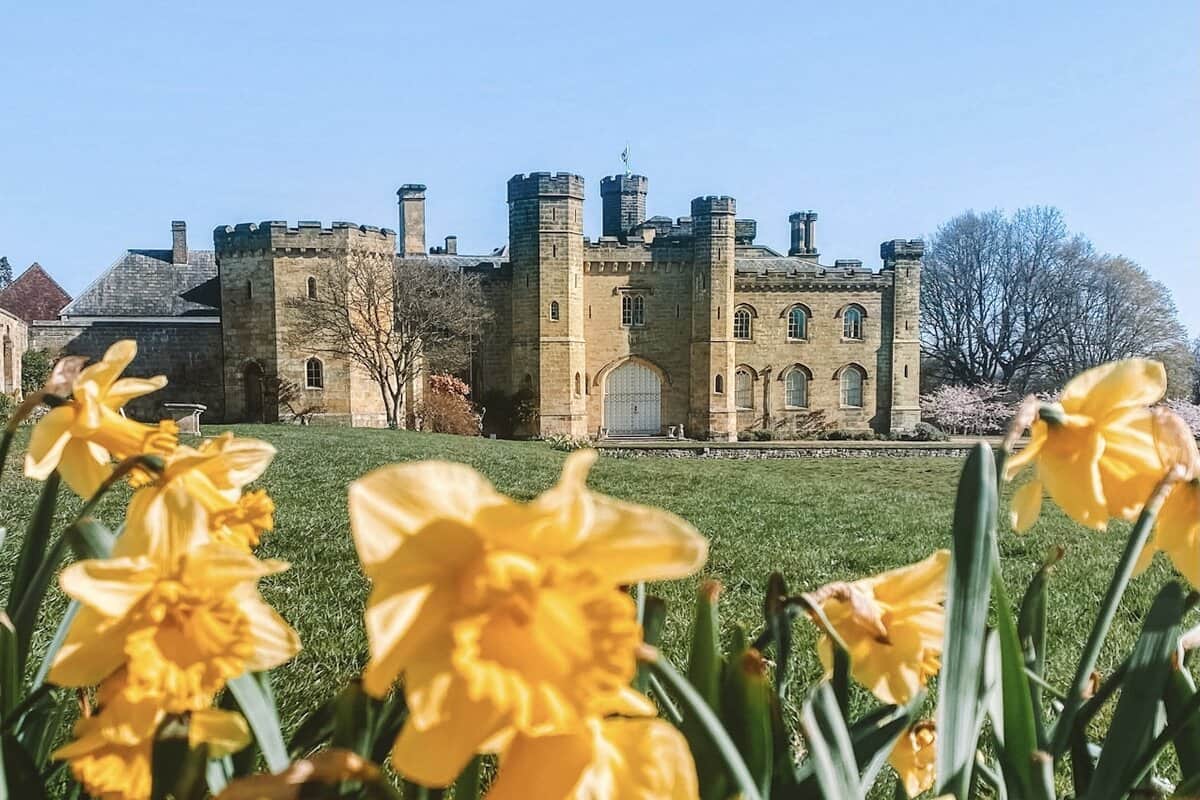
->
xmin=0 ymin=424 xmax=1181 ymax=763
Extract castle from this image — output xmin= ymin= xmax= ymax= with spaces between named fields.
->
xmin=6 ymin=170 xmax=923 ymax=441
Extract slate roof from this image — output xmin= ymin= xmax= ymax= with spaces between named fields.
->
xmin=61 ymin=250 xmax=220 ymax=318
xmin=0 ymin=263 xmax=73 ymax=323
xmin=395 ymin=251 xmax=508 ymax=272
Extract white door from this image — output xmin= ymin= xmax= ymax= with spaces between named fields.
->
xmin=604 ymin=361 xmax=661 ymax=436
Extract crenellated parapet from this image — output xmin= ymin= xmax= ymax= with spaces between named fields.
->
xmin=880 ymin=239 xmax=925 ymax=265
xmin=690 ymin=195 xmax=736 ymax=217
xmin=506 ymin=171 xmax=585 ymax=201
xmin=213 ymin=221 xmax=396 ymax=258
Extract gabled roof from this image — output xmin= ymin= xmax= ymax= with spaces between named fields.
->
xmin=61 ymin=250 xmax=219 ymax=318
xmin=0 ymin=263 xmax=73 ymax=323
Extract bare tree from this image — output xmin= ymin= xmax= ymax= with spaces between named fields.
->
xmin=922 ymin=207 xmax=1097 ymax=391
xmin=1046 ymin=255 xmax=1192 ymax=396
xmin=286 ymin=254 xmax=491 ymax=428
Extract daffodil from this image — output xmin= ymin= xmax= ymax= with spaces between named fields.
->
xmin=49 ymin=492 xmax=300 ymax=711
xmin=215 ymin=749 xmax=383 ymax=800
xmin=121 ymin=432 xmax=277 ymax=554
xmin=53 ymin=670 xmax=250 ymax=800
xmin=814 ymin=550 xmax=949 ymax=705
xmin=889 ymin=721 xmax=936 ymax=798
xmin=348 ymin=449 xmax=707 ymax=786
xmin=24 ymin=340 xmax=178 ymax=498
xmin=487 ymin=717 xmax=700 ymax=800
xmin=1006 ymin=359 xmax=1167 ymax=532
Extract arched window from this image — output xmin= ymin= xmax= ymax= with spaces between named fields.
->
xmin=306 ymin=276 xmax=317 ymax=299
xmin=733 ymin=308 xmax=752 ymax=340
xmin=574 ymin=372 xmax=581 ymax=396
xmin=785 ymin=369 xmax=809 ymax=407
xmin=550 ymin=300 xmax=560 ymax=321
xmin=842 ymin=306 xmax=864 ymax=340
xmin=621 ymin=294 xmax=646 ymax=327
xmin=305 ymin=358 xmax=324 ymax=390
xmin=840 ymin=366 xmax=864 ymax=408
xmin=714 ymin=374 xmax=724 ymax=394
xmin=633 ymin=295 xmax=645 ymax=326
xmin=787 ymin=306 xmax=808 ymax=340
xmin=734 ymin=369 xmax=753 ymax=409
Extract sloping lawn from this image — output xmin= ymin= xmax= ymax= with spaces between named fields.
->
xmin=0 ymin=424 xmax=1177 ymax=740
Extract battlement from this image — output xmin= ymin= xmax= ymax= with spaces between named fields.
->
xmin=600 ymin=174 xmax=648 ymax=194
xmin=507 ymin=171 xmax=585 ymax=201
xmin=690 ymin=195 xmax=736 ymax=216
xmin=214 ymin=220 xmax=396 ymax=255
xmin=880 ymin=239 xmax=925 ymax=263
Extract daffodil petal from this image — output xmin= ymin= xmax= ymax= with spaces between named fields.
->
xmin=60 ymin=557 xmax=158 ymax=617
xmin=75 ymin=340 xmax=137 ymax=396
xmin=104 ymin=376 xmax=168 ymax=410
xmin=56 ymin=439 xmax=114 ymax=500
xmin=198 ymin=435 xmax=276 ymax=489
xmin=1011 ymin=480 xmax=1043 ymax=533
xmin=390 ymin=681 xmax=510 ymax=787
xmin=237 ymin=595 xmax=301 ymax=672
xmin=361 ymin=584 xmax=447 ymax=698
xmin=190 ymin=709 xmax=251 ymax=757
xmin=869 ymin=550 xmax=949 ymax=606
xmin=488 ymin=729 xmax=594 ymax=800
xmin=348 ymin=462 xmax=505 ymax=573
xmin=48 ymin=607 xmax=134 ymax=687
xmin=1002 ymin=421 xmax=1046 ymax=482
xmin=24 ymin=405 xmax=76 ymax=479
xmin=567 ymin=496 xmax=709 ymax=584
xmin=1062 ymin=358 xmax=1166 ymax=417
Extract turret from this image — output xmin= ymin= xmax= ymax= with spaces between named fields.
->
xmin=506 ymin=172 xmax=588 ymax=436
xmin=600 ymin=174 xmax=648 ymax=239
xmin=880 ymin=239 xmax=924 ymax=432
xmin=689 ymin=195 xmax=738 ymax=441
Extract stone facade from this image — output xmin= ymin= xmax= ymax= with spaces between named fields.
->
xmin=0 ymin=308 xmax=27 ymax=395
xmin=464 ymin=171 xmax=924 ymax=440
xmin=215 ymin=222 xmax=400 ymax=428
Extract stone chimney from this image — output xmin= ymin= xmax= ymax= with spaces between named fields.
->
xmin=397 ymin=184 xmax=427 ymax=257
xmin=788 ymin=211 xmax=818 ymax=256
xmin=171 ymin=220 xmax=187 ymax=264
xmin=444 ymin=235 xmax=457 ymax=255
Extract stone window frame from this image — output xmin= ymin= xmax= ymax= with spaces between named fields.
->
xmin=550 ymin=300 xmax=561 ymax=322
xmin=837 ymin=303 xmax=867 ymax=341
xmin=734 ymin=367 xmax=755 ymax=410
xmin=714 ymin=374 xmax=725 ymax=394
xmin=733 ymin=304 xmax=757 ymax=341
xmin=780 ymin=364 xmax=812 ymax=409
xmin=837 ymin=363 xmax=867 ymax=408
xmin=305 ymin=357 xmax=325 ymax=390
xmin=782 ymin=303 xmax=811 ymax=341
xmin=620 ymin=293 xmax=646 ymax=328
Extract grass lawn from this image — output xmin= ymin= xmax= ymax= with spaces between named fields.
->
xmin=0 ymin=424 xmax=1181 ymax=765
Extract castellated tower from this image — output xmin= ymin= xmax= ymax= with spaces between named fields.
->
xmin=689 ymin=196 xmax=738 ymax=441
xmin=507 ymin=172 xmax=588 ymax=437
xmin=600 ymin=174 xmax=648 ymax=239
xmin=880 ymin=239 xmax=924 ymax=431
xmin=214 ymin=221 xmax=397 ymax=427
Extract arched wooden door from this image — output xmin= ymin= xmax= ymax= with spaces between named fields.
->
xmin=604 ymin=361 xmax=661 ymax=436
xmin=243 ymin=362 xmax=265 ymax=423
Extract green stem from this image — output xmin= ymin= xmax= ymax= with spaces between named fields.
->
xmin=640 ymin=646 xmax=765 ymax=800
xmin=1122 ymin=682 xmax=1200 ymax=788
xmin=1050 ymin=474 xmax=1176 ymax=756
xmin=0 ymin=428 xmax=13 ymax=486
xmin=452 ymin=756 xmax=483 ymax=800
xmin=647 ymin=673 xmax=683 ymax=725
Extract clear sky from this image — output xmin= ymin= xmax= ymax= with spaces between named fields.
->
xmin=2 ymin=2 xmax=1196 ymax=329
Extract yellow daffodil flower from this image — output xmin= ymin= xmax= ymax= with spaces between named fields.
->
xmin=1006 ymin=359 xmax=1167 ymax=532
xmin=815 ymin=550 xmax=949 ymax=705
xmin=121 ymin=432 xmax=277 ymax=554
xmin=487 ymin=717 xmax=699 ymax=800
xmin=889 ymin=721 xmax=936 ymax=798
xmin=348 ymin=449 xmax=707 ymax=786
xmin=214 ymin=749 xmax=383 ymax=800
xmin=54 ymin=671 xmax=250 ymax=800
xmin=49 ymin=495 xmax=300 ymax=711
xmin=1133 ymin=408 xmax=1200 ymax=586
xmin=24 ymin=340 xmax=178 ymax=498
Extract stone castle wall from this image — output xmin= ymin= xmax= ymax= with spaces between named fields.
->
xmin=0 ymin=308 xmax=28 ymax=395
xmin=28 ymin=320 xmax=224 ymax=420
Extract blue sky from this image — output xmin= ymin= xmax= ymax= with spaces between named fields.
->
xmin=2 ymin=1 xmax=1197 ymax=329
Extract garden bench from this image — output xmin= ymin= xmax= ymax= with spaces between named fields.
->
xmin=161 ymin=402 xmax=207 ymax=436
